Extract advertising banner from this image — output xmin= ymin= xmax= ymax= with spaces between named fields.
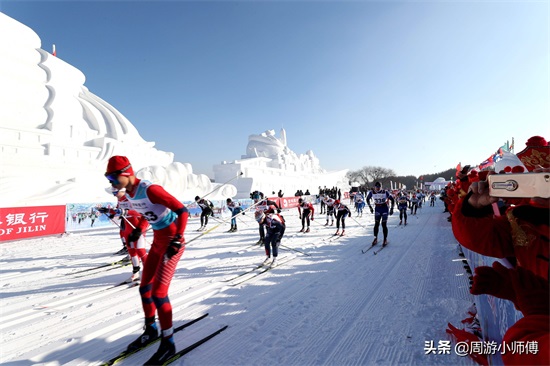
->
xmin=0 ymin=205 xmax=66 ymax=241
xmin=278 ymin=196 xmax=301 ymax=209
xmin=65 ymin=202 xmax=117 ymax=232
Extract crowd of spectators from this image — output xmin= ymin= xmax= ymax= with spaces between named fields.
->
xmin=441 ymin=136 xmax=549 ymax=365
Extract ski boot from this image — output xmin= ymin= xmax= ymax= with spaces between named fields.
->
xmin=127 ymin=266 xmax=141 ymax=282
xmin=127 ymin=322 xmax=159 ymax=352
xmin=340 ymin=230 xmax=345 ymax=236
xmin=399 ymin=220 xmax=402 ymax=225
xmin=305 ymin=227 xmax=310 ymax=233
xmin=270 ymin=257 xmax=278 ymax=267
xmin=404 ymin=221 xmax=407 ymax=226
xmin=334 ymin=230 xmax=340 ymax=236
xmin=144 ymin=336 xmax=175 ymax=365
xmin=115 ymin=246 xmax=128 ymax=255
xmin=262 ymin=256 xmax=272 ymax=265
xmin=324 ymin=221 xmax=329 ymax=226
xmin=382 ymin=239 xmax=388 ymax=247
xmin=256 ymin=238 xmax=264 ymax=245
xmin=299 ymin=228 xmax=305 ymax=233
xmin=371 ymin=238 xmax=378 ymax=246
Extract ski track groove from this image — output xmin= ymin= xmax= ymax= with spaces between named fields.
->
xmin=1 ymin=207 xmax=475 ymax=366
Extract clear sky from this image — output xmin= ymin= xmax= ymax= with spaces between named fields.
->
xmin=2 ymin=1 xmax=549 ymax=179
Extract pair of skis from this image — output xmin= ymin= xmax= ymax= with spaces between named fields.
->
xmin=361 ymin=241 xmax=388 ymax=255
xmin=71 ymin=257 xmax=131 ymax=278
xmin=102 ymin=313 xmax=228 ymax=365
xmin=224 ymin=255 xmax=295 ymax=286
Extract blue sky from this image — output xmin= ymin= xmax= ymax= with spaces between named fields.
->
xmin=2 ymin=1 xmax=549 ymax=179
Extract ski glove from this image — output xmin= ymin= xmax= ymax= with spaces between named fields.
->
xmin=369 ymin=206 xmax=374 ymax=214
xmin=98 ymin=207 xmax=110 ymax=214
xmin=99 ymin=207 xmax=125 ymax=219
xmin=165 ymin=234 xmax=184 ymax=260
xmin=128 ymin=228 xmax=142 ymax=243
xmin=389 ymin=208 xmax=394 ymax=215
xmin=509 ymin=266 xmax=549 ymax=316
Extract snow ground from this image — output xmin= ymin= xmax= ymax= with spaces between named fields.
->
xmin=0 ymin=201 xmax=475 ymax=366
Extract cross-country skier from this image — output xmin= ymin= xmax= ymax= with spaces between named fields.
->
xmin=323 ymin=196 xmax=336 ymax=226
xmin=333 ymin=199 xmax=352 ymax=236
xmin=226 ymin=198 xmax=243 ymax=232
xmin=366 ymin=182 xmax=395 ymax=246
xmin=257 ymin=207 xmax=286 ymax=266
xmin=354 ymin=191 xmax=366 ymax=217
xmin=297 ymin=198 xmax=315 ymax=233
xmin=254 ymin=197 xmax=280 ymax=244
xmin=429 ymin=192 xmax=436 ymax=206
xmin=410 ymin=193 xmax=419 ymax=215
xmin=194 ymin=196 xmax=214 ymax=231
xmin=396 ymin=191 xmax=410 ymax=226
xmin=104 ymin=155 xmax=189 ymax=365
xmin=99 ymin=187 xmax=149 ymax=282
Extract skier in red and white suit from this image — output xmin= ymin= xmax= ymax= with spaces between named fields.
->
xmin=104 ymin=155 xmax=189 ymax=365
xmin=100 ymin=188 xmax=149 ymax=282
xmin=297 ymin=198 xmax=314 ymax=233
xmin=116 ymin=189 xmax=149 ymax=281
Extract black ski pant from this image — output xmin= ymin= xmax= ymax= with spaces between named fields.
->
xmin=399 ymin=208 xmax=407 ymax=222
xmin=373 ymin=210 xmax=389 ymax=239
xmin=301 ymin=209 xmax=312 ymax=229
xmin=336 ymin=212 xmax=348 ymax=230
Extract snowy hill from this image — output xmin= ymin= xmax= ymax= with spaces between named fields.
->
xmin=0 ymin=201 xmax=475 ymax=365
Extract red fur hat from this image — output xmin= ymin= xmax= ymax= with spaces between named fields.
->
xmin=106 ymin=155 xmax=134 ymax=176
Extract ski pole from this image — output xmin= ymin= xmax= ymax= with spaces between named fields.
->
xmin=185 ymin=199 xmax=263 ymax=246
xmin=348 ymin=214 xmax=368 ymax=230
xmin=198 ymin=171 xmax=243 ymax=201
xmin=279 ymin=244 xmax=311 ymax=256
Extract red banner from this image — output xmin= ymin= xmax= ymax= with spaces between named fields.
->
xmin=278 ymin=196 xmax=302 ymax=209
xmin=0 ymin=205 xmax=66 ymax=242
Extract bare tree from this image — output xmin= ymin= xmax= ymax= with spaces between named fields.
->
xmin=347 ymin=166 xmax=395 ymax=187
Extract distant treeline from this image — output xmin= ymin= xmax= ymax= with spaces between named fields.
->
xmin=347 ymin=166 xmax=456 ymax=191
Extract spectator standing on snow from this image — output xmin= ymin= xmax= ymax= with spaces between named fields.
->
xmin=104 ymin=155 xmax=189 ymax=364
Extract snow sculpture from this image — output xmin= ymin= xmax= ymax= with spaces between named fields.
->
xmin=243 ymin=129 xmax=325 ymax=174
xmin=0 ymin=13 xmax=234 ymax=206
xmin=214 ymin=128 xmax=349 ymax=198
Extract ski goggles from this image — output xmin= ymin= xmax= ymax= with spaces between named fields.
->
xmin=104 ymin=165 xmax=132 ymax=185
